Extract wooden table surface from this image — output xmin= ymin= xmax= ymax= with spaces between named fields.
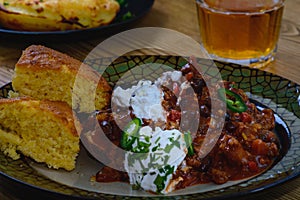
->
xmin=0 ymin=0 xmax=299 ymax=199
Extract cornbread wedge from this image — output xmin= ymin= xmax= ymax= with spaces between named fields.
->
xmin=12 ymin=45 xmax=111 ymax=113
xmin=0 ymin=0 xmax=120 ymax=31
xmin=0 ymin=97 xmax=81 ymax=171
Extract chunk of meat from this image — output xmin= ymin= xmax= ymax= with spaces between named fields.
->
xmin=251 ymin=139 xmax=279 ymax=157
xmin=219 ymin=135 xmax=250 ymax=166
xmin=211 ymin=168 xmax=229 ymax=184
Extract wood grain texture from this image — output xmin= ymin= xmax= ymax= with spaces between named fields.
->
xmin=0 ymin=0 xmax=299 ymax=199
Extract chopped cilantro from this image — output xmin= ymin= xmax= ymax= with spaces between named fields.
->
xmin=122 ymin=11 xmax=133 ymax=21
xmin=117 ymin=0 xmax=127 ymax=7
xmin=154 ymin=165 xmax=175 ymax=193
xmin=152 ymin=145 xmax=158 ymax=152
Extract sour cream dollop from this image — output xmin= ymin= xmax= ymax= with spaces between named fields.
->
xmin=112 ymin=80 xmax=166 ymax=122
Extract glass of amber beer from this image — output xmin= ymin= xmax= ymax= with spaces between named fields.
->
xmin=196 ymin=0 xmax=284 ymax=68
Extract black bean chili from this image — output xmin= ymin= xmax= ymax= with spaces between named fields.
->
xmin=89 ymin=61 xmax=280 ymax=191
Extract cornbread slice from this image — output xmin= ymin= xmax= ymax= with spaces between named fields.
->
xmin=0 ymin=97 xmax=81 ymax=171
xmin=0 ymin=0 xmax=120 ymax=31
xmin=12 ymin=45 xmax=111 ymax=113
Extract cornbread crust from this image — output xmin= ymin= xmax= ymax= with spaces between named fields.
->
xmin=12 ymin=45 xmax=112 ymax=113
xmin=0 ymin=97 xmax=81 ymax=171
xmin=0 ymin=0 xmax=120 ymax=31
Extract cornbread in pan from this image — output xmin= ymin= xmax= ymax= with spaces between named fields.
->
xmin=0 ymin=0 xmax=120 ymax=31
xmin=12 ymin=45 xmax=111 ymax=113
xmin=0 ymin=97 xmax=81 ymax=171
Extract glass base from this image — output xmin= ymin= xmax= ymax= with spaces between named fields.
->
xmin=208 ymin=49 xmax=277 ymax=69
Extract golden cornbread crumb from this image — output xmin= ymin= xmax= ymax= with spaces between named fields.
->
xmin=0 ymin=129 xmax=21 ymax=160
xmin=0 ymin=97 xmax=81 ymax=171
xmin=12 ymin=45 xmax=111 ymax=113
xmin=7 ymin=90 xmax=19 ymax=98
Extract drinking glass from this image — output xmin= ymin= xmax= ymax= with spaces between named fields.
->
xmin=196 ymin=0 xmax=285 ymax=68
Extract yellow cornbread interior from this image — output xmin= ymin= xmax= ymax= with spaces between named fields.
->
xmin=0 ymin=100 xmax=79 ymax=171
xmin=12 ymin=65 xmax=74 ymax=108
xmin=12 ymin=65 xmax=109 ymax=113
